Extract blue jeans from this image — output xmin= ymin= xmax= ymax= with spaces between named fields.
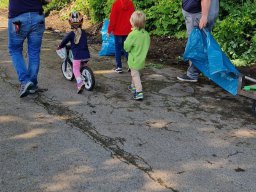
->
xmin=182 ymin=1 xmax=219 ymax=79
xmin=114 ymin=35 xmax=128 ymax=69
xmin=8 ymin=12 xmax=45 ymax=86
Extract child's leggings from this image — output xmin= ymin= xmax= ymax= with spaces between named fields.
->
xmin=131 ymin=69 xmax=142 ymax=92
xmin=73 ymin=60 xmax=82 ymax=82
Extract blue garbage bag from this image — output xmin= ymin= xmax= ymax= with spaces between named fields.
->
xmin=183 ymin=27 xmax=240 ymax=95
xmin=98 ymin=19 xmax=115 ymax=56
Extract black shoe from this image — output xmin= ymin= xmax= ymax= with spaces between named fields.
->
xmin=29 ymin=85 xmax=39 ymax=94
xmin=177 ymin=74 xmax=198 ymax=82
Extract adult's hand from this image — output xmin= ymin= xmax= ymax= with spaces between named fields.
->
xmin=199 ymin=15 xmax=208 ymax=29
xmin=200 ymin=0 xmax=210 ymax=29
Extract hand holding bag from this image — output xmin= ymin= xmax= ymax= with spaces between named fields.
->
xmin=183 ymin=27 xmax=240 ymax=95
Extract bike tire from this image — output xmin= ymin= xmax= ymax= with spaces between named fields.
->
xmin=80 ymin=66 xmax=95 ymax=91
xmin=61 ymin=60 xmax=74 ymax=81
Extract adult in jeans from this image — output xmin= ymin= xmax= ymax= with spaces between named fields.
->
xmin=107 ymin=0 xmax=135 ymax=73
xmin=8 ymin=0 xmax=46 ymax=97
xmin=177 ymin=0 xmax=219 ymax=82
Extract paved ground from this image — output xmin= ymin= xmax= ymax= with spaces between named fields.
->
xmin=0 ymin=14 xmax=256 ymax=192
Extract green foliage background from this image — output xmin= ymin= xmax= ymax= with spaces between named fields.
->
xmin=0 ymin=0 xmax=255 ymax=65
xmin=0 ymin=0 xmax=8 ymax=8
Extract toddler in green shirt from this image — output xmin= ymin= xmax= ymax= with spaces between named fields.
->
xmin=124 ymin=11 xmax=150 ymax=100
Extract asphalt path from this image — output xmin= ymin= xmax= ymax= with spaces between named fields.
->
xmin=0 ymin=13 xmax=256 ymax=192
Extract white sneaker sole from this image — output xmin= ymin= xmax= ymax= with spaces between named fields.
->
xmin=177 ymin=77 xmax=198 ymax=82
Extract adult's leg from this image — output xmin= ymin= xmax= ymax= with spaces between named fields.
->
xmin=8 ymin=14 xmax=30 ymax=85
xmin=121 ymin=35 xmax=128 ymax=60
xmin=27 ymin=12 xmax=45 ymax=86
xmin=182 ymin=9 xmax=201 ymax=80
xmin=179 ymin=2 xmax=219 ymax=81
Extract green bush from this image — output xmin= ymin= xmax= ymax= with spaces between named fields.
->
xmin=219 ymin=0 xmax=244 ymax=18
xmin=143 ymin=0 xmax=184 ymax=36
xmin=103 ymin=0 xmax=114 ymax=19
xmin=71 ymin=0 xmax=89 ymax=14
xmin=87 ymin=0 xmax=106 ymax=22
xmin=44 ymin=0 xmax=72 ymax=13
xmin=214 ymin=1 xmax=256 ymax=64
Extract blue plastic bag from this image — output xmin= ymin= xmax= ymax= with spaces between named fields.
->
xmin=98 ymin=19 xmax=115 ymax=56
xmin=183 ymin=27 xmax=240 ymax=95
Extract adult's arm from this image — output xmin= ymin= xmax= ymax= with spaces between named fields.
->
xmin=199 ymin=0 xmax=211 ymax=29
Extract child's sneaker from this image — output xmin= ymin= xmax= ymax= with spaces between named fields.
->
xmin=114 ymin=67 xmax=123 ymax=73
xmin=128 ymin=85 xmax=136 ymax=93
xmin=77 ymin=81 xmax=85 ymax=94
xmin=133 ymin=92 xmax=143 ymax=100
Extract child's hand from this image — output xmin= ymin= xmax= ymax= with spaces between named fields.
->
xmin=107 ymin=33 xmax=110 ymax=38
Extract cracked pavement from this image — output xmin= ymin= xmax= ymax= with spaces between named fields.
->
xmin=0 ymin=13 xmax=256 ymax=192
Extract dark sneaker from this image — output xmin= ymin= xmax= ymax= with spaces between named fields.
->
xmin=29 ymin=85 xmax=38 ymax=94
xmin=177 ymin=74 xmax=198 ymax=82
xmin=19 ymin=81 xmax=33 ymax=98
xmin=114 ymin=67 xmax=123 ymax=73
xmin=77 ymin=81 xmax=85 ymax=94
xmin=133 ymin=92 xmax=143 ymax=100
xmin=127 ymin=68 xmax=131 ymax=72
xmin=128 ymin=85 xmax=136 ymax=93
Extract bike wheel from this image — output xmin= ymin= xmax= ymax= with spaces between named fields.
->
xmin=81 ymin=66 xmax=95 ymax=91
xmin=61 ymin=60 xmax=74 ymax=81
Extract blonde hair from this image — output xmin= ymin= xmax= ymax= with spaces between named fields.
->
xmin=74 ymin=28 xmax=82 ymax=44
xmin=130 ymin=11 xmax=146 ymax=30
